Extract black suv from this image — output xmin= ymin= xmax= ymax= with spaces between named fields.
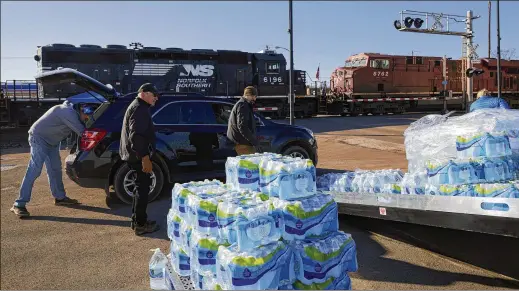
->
xmin=37 ymin=69 xmax=318 ymax=204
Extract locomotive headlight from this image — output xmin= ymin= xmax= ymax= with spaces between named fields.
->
xmin=466 ymin=68 xmax=485 ymax=78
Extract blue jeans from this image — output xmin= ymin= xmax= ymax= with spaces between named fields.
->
xmin=14 ymin=134 xmax=67 ymax=207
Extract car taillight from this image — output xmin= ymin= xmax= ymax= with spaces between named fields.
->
xmin=80 ymin=128 xmax=107 ymax=151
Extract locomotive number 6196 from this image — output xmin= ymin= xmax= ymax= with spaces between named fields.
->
xmin=264 ymin=76 xmax=283 ymax=83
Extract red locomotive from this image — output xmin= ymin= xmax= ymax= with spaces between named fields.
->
xmin=327 ymin=52 xmax=519 ymax=116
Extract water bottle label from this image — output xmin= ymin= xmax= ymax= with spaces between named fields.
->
xmin=314 ymin=263 xmax=322 ymax=273
xmin=294 ymin=172 xmax=311 ymax=192
xmin=245 ymin=217 xmax=273 ymax=241
xmin=149 ymin=268 xmax=164 ymax=279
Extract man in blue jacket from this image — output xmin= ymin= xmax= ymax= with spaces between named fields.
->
xmin=10 ymin=100 xmax=90 ymax=218
xmin=470 ymin=89 xmax=510 ymax=112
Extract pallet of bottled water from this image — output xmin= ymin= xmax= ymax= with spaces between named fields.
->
xmin=316 ymin=109 xmax=519 ymax=234
xmin=151 ymin=153 xmax=358 ymax=290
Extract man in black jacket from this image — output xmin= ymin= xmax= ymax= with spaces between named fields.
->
xmin=227 ymin=86 xmax=261 ymax=155
xmin=120 ymin=83 xmax=160 ymax=235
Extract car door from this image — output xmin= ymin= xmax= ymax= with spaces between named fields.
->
xmin=210 ymin=101 xmax=272 ymax=158
xmin=153 ymin=100 xmax=222 ymax=173
xmin=254 ymin=113 xmax=272 ymax=151
xmin=209 ymin=101 xmax=238 ymax=164
xmin=152 ymin=101 xmax=196 ymax=173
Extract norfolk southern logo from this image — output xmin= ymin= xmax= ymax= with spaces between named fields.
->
xmin=179 ymin=64 xmax=214 ymax=77
xmin=132 ymin=63 xmax=214 ymax=77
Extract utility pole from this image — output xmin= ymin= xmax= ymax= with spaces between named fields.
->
xmin=466 ymin=10 xmax=474 ymax=103
xmin=442 ymin=55 xmax=448 ymax=114
xmin=393 ymin=10 xmax=481 ymax=111
xmin=288 ymin=0 xmax=295 ymax=125
xmin=488 ymin=0 xmax=491 ymax=58
xmin=496 ymin=0 xmax=502 ymax=98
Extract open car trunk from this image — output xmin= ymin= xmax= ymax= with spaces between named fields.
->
xmin=34 ymin=68 xmax=120 ymax=152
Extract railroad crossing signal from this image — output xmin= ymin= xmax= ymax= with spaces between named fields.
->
xmin=394 ymin=9 xmax=481 ymax=106
xmin=392 ymin=10 xmax=479 ymax=37
xmin=443 ymin=56 xmax=448 ymax=80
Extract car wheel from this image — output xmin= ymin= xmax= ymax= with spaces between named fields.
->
xmin=113 ymin=162 xmax=164 ymax=205
xmin=282 ymin=145 xmax=310 ymax=160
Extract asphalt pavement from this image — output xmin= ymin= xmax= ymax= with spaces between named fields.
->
xmin=1 ymin=112 xmax=518 ymax=290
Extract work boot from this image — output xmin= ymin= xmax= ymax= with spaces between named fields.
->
xmin=55 ymin=197 xmax=80 ymax=206
xmin=131 ymin=220 xmax=156 ymax=230
xmin=134 ymin=221 xmax=160 ymax=236
xmin=10 ymin=205 xmax=30 ymax=218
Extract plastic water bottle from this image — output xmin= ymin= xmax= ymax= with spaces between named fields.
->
xmin=485 ymin=133 xmax=512 ymax=157
xmin=370 ymin=173 xmax=383 ymax=193
xmin=494 ymin=158 xmax=511 ymax=181
xmin=149 ymin=248 xmax=169 ymax=290
xmin=457 ymin=162 xmax=477 ymax=184
xmin=484 ymin=158 xmax=512 ymax=182
xmin=447 ymin=161 xmax=461 ymax=184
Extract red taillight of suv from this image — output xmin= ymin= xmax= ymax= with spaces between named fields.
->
xmin=79 ymin=128 xmax=107 ymax=151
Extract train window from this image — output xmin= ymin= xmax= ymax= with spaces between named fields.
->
xmin=266 ymin=62 xmax=280 ymax=74
xmin=359 ymin=58 xmax=368 ymax=67
xmin=406 ymin=57 xmax=413 ymax=65
xmin=415 ymin=57 xmax=423 ymax=65
xmin=490 ymin=72 xmax=494 ymax=77
xmin=370 ymin=59 xmax=390 ymax=69
xmin=434 ymin=60 xmax=441 ymax=66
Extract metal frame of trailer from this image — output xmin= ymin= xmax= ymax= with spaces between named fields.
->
xmin=165 ymin=254 xmax=194 ymax=290
xmin=327 ymin=191 xmax=519 ymax=238
xmin=159 ymin=192 xmax=519 ymax=291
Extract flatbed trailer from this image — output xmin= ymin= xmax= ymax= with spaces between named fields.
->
xmin=328 ymin=191 xmax=519 ymax=238
xmin=165 ymin=254 xmax=195 ymax=290
xmin=160 ymin=190 xmax=519 ymax=291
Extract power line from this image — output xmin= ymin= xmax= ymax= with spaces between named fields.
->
xmin=1 ymin=56 xmax=33 ymax=59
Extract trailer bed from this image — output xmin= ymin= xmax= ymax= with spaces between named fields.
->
xmin=165 ymin=255 xmax=194 ymax=290
xmin=328 ymin=191 xmax=519 ymax=238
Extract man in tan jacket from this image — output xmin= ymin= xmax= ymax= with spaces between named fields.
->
xmin=226 ymin=86 xmax=261 ymax=155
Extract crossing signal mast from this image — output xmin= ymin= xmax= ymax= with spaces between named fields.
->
xmin=393 ymin=10 xmax=481 ymax=110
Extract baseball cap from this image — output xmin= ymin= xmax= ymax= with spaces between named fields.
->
xmin=82 ymin=105 xmax=95 ymax=115
xmin=138 ymin=83 xmax=160 ymax=96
